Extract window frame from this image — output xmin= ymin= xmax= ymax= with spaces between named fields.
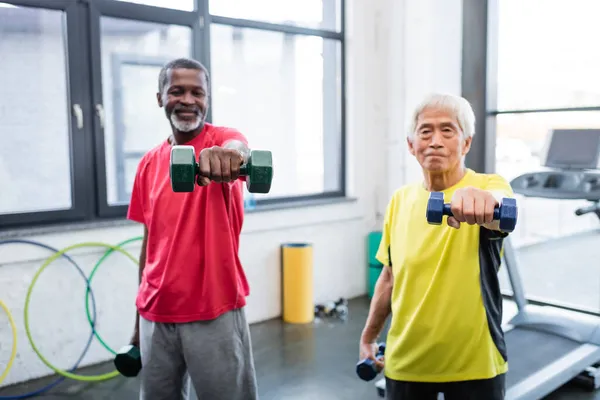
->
xmin=0 ymin=0 xmax=347 ymax=230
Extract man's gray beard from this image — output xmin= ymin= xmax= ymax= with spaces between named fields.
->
xmin=170 ymin=112 xmax=203 ymax=132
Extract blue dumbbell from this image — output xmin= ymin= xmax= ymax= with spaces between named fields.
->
xmin=356 ymin=343 xmax=385 ymax=381
xmin=425 ymin=191 xmax=518 ymax=232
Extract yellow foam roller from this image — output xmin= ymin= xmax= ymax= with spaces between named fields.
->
xmin=281 ymin=243 xmax=314 ymax=324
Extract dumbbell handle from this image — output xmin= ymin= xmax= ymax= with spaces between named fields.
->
xmin=441 ymin=204 xmax=501 ymax=220
xmin=194 ymin=162 xmax=249 ymax=177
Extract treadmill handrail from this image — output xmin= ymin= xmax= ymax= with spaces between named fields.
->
xmin=502 ymin=237 xmax=527 ymax=311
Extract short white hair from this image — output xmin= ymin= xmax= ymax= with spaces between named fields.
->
xmin=408 ymin=93 xmax=476 ymax=139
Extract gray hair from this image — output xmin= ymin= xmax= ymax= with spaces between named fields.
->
xmin=158 ymin=57 xmax=210 ymax=97
xmin=408 ymin=93 xmax=476 ymax=139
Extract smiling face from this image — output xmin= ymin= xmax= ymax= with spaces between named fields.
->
xmin=408 ymin=106 xmax=472 ymax=173
xmin=157 ymin=67 xmax=209 ymax=134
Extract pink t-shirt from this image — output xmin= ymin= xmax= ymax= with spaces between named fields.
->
xmin=127 ymin=123 xmax=250 ymax=323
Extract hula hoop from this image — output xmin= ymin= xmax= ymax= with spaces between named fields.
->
xmin=0 ymin=300 xmax=17 ymax=386
xmin=0 ymin=239 xmax=98 ymax=399
xmin=84 ymin=236 xmax=142 ymax=355
xmin=24 ymin=242 xmax=137 ymax=382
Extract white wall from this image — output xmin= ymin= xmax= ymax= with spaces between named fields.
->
xmin=0 ymin=0 xmax=464 ymax=388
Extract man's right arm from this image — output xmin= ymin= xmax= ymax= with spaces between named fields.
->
xmin=133 ymin=225 xmax=148 ymax=343
xmin=127 ymin=157 xmax=148 ymax=346
xmin=359 ymin=193 xmax=397 ymax=366
xmin=361 ymin=265 xmax=393 ymax=343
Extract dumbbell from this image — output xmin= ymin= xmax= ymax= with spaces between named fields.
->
xmin=170 ymin=145 xmax=273 ymax=193
xmin=425 ymin=191 xmax=518 ymax=232
xmin=356 ymin=343 xmax=385 ymax=381
xmin=114 ymin=344 xmax=142 ymax=377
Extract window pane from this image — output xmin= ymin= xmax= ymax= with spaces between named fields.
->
xmin=495 ymin=111 xmax=600 ymax=311
xmin=115 ymin=0 xmax=194 ymax=11
xmin=0 ymin=6 xmax=72 ymax=214
xmin=100 ymin=17 xmax=192 ymax=205
xmin=210 ymin=25 xmax=343 ymax=199
xmin=209 ymin=0 xmax=341 ymax=32
xmin=495 ymin=0 xmax=600 ymax=111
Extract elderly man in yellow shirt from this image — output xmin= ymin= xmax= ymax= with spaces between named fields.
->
xmin=360 ymin=93 xmax=515 ymax=400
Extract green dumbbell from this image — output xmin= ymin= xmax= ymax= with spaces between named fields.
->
xmin=170 ymin=145 xmax=273 ymax=194
xmin=114 ymin=344 xmax=142 ymax=377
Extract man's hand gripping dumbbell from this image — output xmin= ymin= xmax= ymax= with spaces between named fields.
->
xmin=426 ymin=188 xmax=518 ymax=232
xmin=170 ymin=145 xmax=273 ymax=194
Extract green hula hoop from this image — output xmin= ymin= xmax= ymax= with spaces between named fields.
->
xmin=84 ymin=236 xmax=142 ymax=355
xmin=24 ymin=242 xmax=138 ymax=382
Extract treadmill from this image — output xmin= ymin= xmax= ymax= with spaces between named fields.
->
xmin=374 ymin=129 xmax=600 ymax=399
xmin=504 ymin=128 xmax=600 ymax=400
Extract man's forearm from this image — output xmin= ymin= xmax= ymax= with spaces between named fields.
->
xmin=361 ymin=268 xmax=393 ymax=341
xmin=136 ymin=228 xmax=148 ymax=328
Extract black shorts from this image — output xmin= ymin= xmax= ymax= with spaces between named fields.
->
xmin=385 ymin=373 xmax=505 ymax=400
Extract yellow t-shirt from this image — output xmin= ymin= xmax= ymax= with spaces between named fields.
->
xmin=376 ymin=168 xmax=514 ymax=382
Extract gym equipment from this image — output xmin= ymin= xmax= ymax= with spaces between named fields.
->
xmin=24 ymin=242 xmax=138 ymax=382
xmin=0 ymin=300 xmax=17 ymax=386
xmin=314 ymin=298 xmax=348 ymax=320
xmin=356 ymin=343 xmax=385 ymax=381
xmin=574 ymin=201 xmax=600 ymax=219
xmin=170 ymin=145 xmax=273 ymax=193
xmin=0 ymin=239 xmax=98 ymax=400
xmin=281 ymin=243 xmax=314 ymax=324
xmin=539 ymin=128 xmax=600 ymax=171
xmin=367 ymin=231 xmax=383 ymax=299
xmin=332 ymin=298 xmax=349 ymax=320
xmin=114 ymin=345 xmax=142 ymax=377
xmin=501 ymin=128 xmax=600 ymax=400
xmin=426 ymin=191 xmax=518 ymax=232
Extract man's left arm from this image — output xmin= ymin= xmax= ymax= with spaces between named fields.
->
xmin=482 ymin=174 xmax=515 ymax=233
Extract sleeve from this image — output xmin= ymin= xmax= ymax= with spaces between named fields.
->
xmin=484 ymin=173 xmax=515 ymax=237
xmin=127 ymin=158 xmax=147 ymax=225
xmin=375 ymin=193 xmax=397 ymax=267
xmin=217 ymin=127 xmax=249 ymax=147
xmin=484 ymin=173 xmax=515 ymax=203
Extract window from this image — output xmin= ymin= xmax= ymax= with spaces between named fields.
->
xmin=488 ymin=0 xmax=600 ymax=311
xmin=209 ymin=0 xmax=341 ymax=32
xmin=0 ymin=6 xmax=72 ymax=215
xmin=210 ymin=25 xmax=343 ymax=200
xmin=0 ymin=0 xmax=345 ymax=229
xmin=495 ymin=0 xmax=600 ymax=111
xmin=99 ymin=18 xmax=192 ymax=205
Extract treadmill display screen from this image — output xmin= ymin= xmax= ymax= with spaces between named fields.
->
xmin=543 ymin=129 xmax=600 ymax=170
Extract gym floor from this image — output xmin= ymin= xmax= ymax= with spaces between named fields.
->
xmin=0 ymin=296 xmax=598 ymax=400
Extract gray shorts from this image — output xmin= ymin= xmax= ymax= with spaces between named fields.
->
xmin=139 ymin=307 xmax=258 ymax=400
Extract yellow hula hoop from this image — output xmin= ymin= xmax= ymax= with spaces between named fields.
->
xmin=0 ymin=299 xmax=18 ymax=385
